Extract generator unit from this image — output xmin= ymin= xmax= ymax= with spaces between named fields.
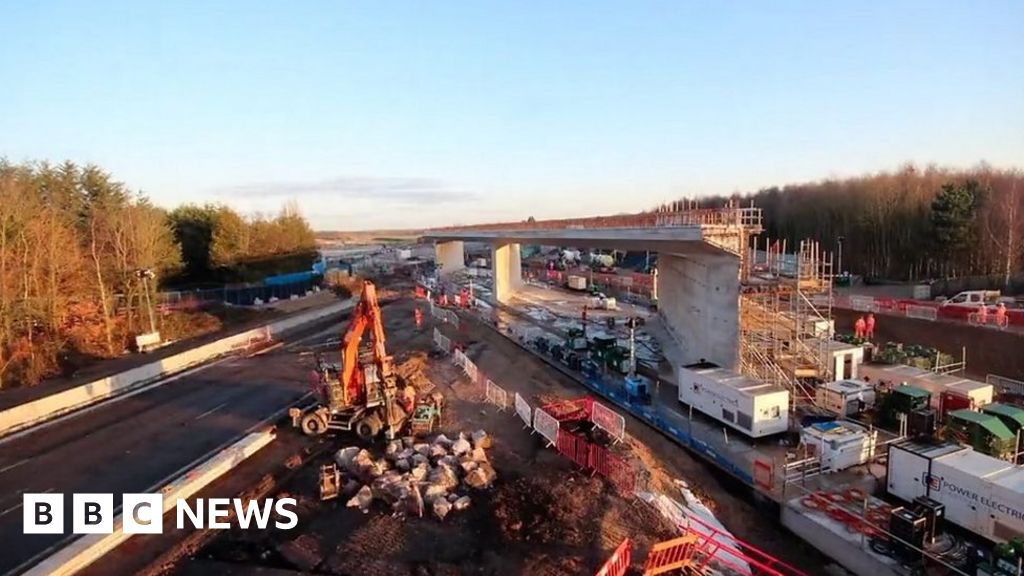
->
xmin=945 ymin=409 xmax=1017 ymax=462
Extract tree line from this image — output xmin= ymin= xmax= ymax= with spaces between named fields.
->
xmin=0 ymin=160 xmax=316 ymax=388
xmin=659 ymin=164 xmax=1023 ymax=286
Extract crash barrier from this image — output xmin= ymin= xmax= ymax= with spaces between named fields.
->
xmin=594 ymin=538 xmax=633 ymax=576
xmin=0 ymin=299 xmax=354 ymax=438
xmin=452 ymin=348 xmax=467 ymax=367
xmin=25 ymin=429 xmax=275 ymax=576
xmin=485 ymin=379 xmax=508 ymax=411
xmin=849 ymin=296 xmax=878 ymax=312
xmin=988 ymin=373 xmax=1024 ymax=397
xmin=514 ymin=392 xmax=532 ymax=428
xmin=533 ymin=408 xmax=560 ymax=446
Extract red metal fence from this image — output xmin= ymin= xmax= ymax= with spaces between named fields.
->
xmin=595 ymin=538 xmax=633 ymax=576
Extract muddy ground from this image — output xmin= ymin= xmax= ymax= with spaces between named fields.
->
xmin=173 ymin=286 xmax=830 ymax=575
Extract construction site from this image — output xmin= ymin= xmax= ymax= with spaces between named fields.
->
xmin=5 ymin=205 xmax=1024 ymax=576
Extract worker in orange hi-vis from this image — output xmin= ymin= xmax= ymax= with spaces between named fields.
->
xmin=854 ymin=315 xmax=866 ymax=339
xmin=414 ymin=307 xmax=423 ymax=329
xmin=995 ymin=302 xmax=1008 ymax=328
xmin=865 ymin=313 xmax=876 ymax=340
xmin=978 ymin=303 xmax=989 ymax=325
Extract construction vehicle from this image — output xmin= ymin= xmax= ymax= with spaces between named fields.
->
xmin=291 ymin=280 xmax=442 ymax=441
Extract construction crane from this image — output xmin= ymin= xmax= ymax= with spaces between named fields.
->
xmin=291 ymin=280 xmax=440 ymax=440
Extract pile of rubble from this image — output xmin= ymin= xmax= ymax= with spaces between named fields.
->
xmin=336 ymin=430 xmax=496 ymax=521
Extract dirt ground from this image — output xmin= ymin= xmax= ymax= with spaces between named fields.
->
xmin=833 ymin=308 xmax=1024 ymax=380
xmin=176 ymin=285 xmax=830 ymax=575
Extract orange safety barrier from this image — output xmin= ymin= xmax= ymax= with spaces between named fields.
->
xmin=681 ymin=513 xmax=811 ymax=576
xmin=643 ymin=534 xmax=699 ymax=575
xmin=595 ymin=538 xmax=633 ymax=576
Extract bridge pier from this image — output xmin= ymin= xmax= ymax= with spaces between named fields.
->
xmin=492 ymin=242 xmax=523 ymax=303
xmin=658 ymin=253 xmax=740 ymax=369
xmin=435 ymin=240 xmax=465 ymax=276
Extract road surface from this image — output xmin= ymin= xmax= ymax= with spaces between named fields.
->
xmin=0 ymin=345 xmax=317 ymax=575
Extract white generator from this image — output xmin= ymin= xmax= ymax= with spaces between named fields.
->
xmin=678 ymin=365 xmax=789 ymax=438
xmin=815 ymin=379 xmax=876 ymax=416
xmin=887 ymin=441 xmax=1024 ymax=543
xmin=801 ymin=420 xmax=877 ymax=473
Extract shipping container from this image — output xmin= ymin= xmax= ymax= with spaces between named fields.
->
xmin=677 ymin=365 xmax=789 ymax=438
xmin=886 ymin=440 xmax=1024 ymax=542
xmin=859 ymin=363 xmax=993 ymax=412
xmin=801 ymin=420 xmax=877 ymax=473
xmin=815 ymin=379 xmax=876 ymax=416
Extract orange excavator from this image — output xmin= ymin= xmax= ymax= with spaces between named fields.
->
xmin=292 ymin=280 xmax=440 ymax=440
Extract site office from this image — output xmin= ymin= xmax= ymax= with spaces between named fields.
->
xmin=23 ymin=493 xmax=298 ymax=534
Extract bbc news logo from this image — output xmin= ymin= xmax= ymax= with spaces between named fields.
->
xmin=23 ymin=494 xmax=298 ymax=534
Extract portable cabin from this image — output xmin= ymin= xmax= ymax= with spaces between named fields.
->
xmin=678 ymin=365 xmax=789 ymax=438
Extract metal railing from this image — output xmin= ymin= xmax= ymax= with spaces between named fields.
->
xmin=431 ymin=206 xmax=763 ymax=233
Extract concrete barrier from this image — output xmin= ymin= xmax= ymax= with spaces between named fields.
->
xmin=24 ymin=430 xmax=275 ymax=576
xmin=0 ymin=299 xmax=353 ymax=438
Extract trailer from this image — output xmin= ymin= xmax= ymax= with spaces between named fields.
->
xmin=678 ymin=364 xmax=789 ymax=438
xmin=886 ymin=440 xmax=1024 ymax=543
xmin=815 ymin=379 xmax=876 ymax=416
xmin=859 ymin=363 xmax=994 ymax=413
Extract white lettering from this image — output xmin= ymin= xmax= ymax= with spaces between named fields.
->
xmin=208 ymin=498 xmax=231 ymax=529
xmin=177 ymin=499 xmax=204 ymax=529
xmin=233 ymin=499 xmax=273 ymax=529
xmin=274 ymin=498 xmax=298 ymax=530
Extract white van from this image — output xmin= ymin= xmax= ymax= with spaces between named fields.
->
xmin=939 ymin=290 xmax=1000 ymax=308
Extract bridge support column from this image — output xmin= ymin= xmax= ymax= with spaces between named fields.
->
xmin=658 ymin=253 xmax=739 ymax=369
xmin=435 ymin=241 xmax=465 ymax=276
xmin=492 ymin=242 xmax=523 ymax=303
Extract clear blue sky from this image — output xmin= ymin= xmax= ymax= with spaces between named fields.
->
xmin=2 ymin=2 xmax=1022 ymax=230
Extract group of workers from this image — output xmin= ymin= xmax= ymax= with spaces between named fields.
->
xmin=976 ymin=301 xmax=1009 ymax=327
xmin=853 ymin=312 xmax=877 ymax=340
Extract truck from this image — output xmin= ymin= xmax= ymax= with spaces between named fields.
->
xmin=677 ymin=364 xmax=789 ymax=438
xmin=887 ymin=440 xmax=1024 ymax=543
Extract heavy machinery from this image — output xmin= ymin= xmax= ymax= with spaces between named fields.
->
xmin=291 ymin=280 xmax=442 ymax=440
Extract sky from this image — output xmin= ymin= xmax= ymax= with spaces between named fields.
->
xmin=2 ymin=2 xmax=1022 ymax=230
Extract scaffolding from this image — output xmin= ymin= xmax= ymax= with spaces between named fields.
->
xmin=739 ymin=239 xmax=835 ymax=410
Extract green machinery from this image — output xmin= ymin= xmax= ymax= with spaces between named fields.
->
xmin=876 ymin=385 xmax=933 ymax=432
xmin=944 ymin=408 xmax=1018 ymax=462
xmin=588 ymin=335 xmax=630 ymax=374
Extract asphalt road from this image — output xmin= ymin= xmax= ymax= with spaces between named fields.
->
xmin=0 ymin=345 xmax=318 ymax=575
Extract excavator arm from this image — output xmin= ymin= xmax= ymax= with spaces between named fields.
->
xmin=339 ymin=281 xmax=391 ymax=407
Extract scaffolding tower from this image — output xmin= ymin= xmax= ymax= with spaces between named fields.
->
xmin=739 ymin=239 xmax=835 ymax=410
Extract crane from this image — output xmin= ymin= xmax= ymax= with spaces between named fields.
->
xmin=291 ymin=280 xmax=436 ymax=440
